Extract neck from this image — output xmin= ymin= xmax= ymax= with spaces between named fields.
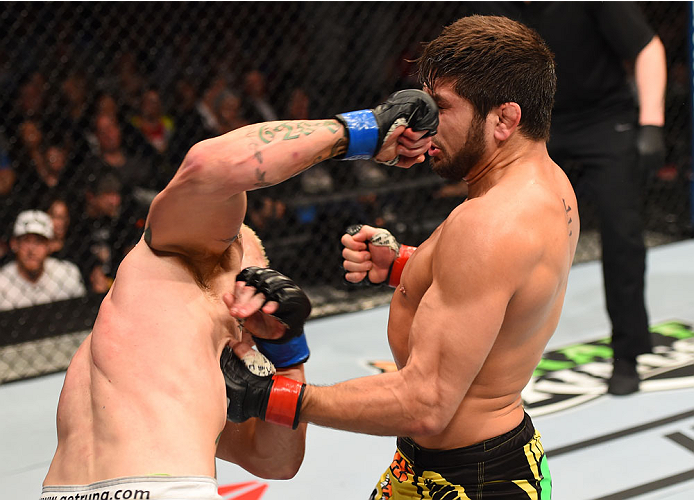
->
xmin=17 ymin=263 xmax=43 ymax=283
xmin=464 ymin=137 xmax=545 ymax=198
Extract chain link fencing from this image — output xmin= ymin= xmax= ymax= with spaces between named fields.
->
xmin=0 ymin=2 xmax=690 ymax=383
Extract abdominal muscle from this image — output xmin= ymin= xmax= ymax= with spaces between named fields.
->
xmin=44 ymin=259 xmax=232 ymax=485
xmin=389 ymin=303 xmax=527 ymax=450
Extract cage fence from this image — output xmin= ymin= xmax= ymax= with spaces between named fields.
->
xmin=0 ymin=1 xmax=690 ymax=383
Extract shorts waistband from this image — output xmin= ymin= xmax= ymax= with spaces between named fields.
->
xmin=41 ymin=475 xmax=219 ymax=500
xmin=396 ymin=412 xmax=534 ymax=468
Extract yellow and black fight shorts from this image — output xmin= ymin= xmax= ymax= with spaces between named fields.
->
xmin=370 ymin=412 xmax=551 ymax=499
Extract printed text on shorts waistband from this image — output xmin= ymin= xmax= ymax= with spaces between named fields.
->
xmin=41 ymin=475 xmax=217 ymax=492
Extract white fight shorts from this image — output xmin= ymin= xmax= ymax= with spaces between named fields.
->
xmin=40 ymin=475 xmax=222 ymax=500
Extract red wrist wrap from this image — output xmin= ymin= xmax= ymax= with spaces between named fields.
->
xmin=265 ymin=375 xmax=305 ymax=429
xmin=388 ymin=245 xmax=416 ymax=287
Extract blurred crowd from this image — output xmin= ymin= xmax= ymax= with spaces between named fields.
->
xmin=0 ymin=50 xmax=450 ymax=310
xmin=0 ymin=2 xmax=688 ymax=313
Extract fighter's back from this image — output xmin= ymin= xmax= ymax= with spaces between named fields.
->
xmin=44 ymin=238 xmax=242 ymax=484
xmin=388 ymin=155 xmax=579 ymax=449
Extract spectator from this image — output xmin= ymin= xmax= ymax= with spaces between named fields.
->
xmin=469 ymin=2 xmax=667 ymax=394
xmin=215 ymin=90 xmax=249 ymax=133
xmin=0 ymin=136 xmax=16 ymax=264
xmin=87 ymin=91 xmax=152 ymax=158
xmin=196 ymin=76 xmax=227 ymax=133
xmin=61 ymin=71 xmax=90 ymax=128
xmin=57 ymin=71 xmax=92 ymax=163
xmin=0 ymin=210 xmax=85 ymax=311
xmin=13 ymin=119 xmax=46 ymax=179
xmin=130 ymin=87 xmax=174 ymax=155
xmin=285 ymin=88 xmax=311 ymax=121
xmin=10 ymin=125 xmax=76 ymax=217
xmin=84 ymin=112 xmax=158 ymax=204
xmin=241 ymin=69 xmax=278 ymax=122
xmin=103 ymin=52 xmax=145 ymax=117
xmin=94 ymin=91 xmax=120 ymax=119
xmin=76 ymin=172 xmax=141 ymax=294
xmin=14 ymin=72 xmax=47 ymax=124
xmin=167 ymin=78 xmax=215 ymax=166
xmin=0 ymin=134 xmax=15 ymax=196
xmin=45 ymin=196 xmax=81 ymax=264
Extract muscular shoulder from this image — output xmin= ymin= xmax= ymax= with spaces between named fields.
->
xmin=439 ymin=186 xmax=556 ymax=277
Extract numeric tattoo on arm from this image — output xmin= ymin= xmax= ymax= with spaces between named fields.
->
xmin=258 ymin=120 xmax=340 ymax=145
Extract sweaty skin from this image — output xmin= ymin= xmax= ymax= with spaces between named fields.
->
xmin=302 ymin=82 xmax=580 ymax=449
xmin=43 ymin=117 xmax=431 ymax=485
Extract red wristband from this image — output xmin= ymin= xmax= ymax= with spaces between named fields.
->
xmin=265 ymin=375 xmax=305 ymax=429
xmin=388 ymin=245 xmax=416 ymax=287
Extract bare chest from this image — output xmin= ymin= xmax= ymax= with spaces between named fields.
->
xmin=387 ymin=233 xmax=439 ymax=367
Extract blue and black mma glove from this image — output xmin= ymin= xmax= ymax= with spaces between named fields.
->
xmin=335 ymin=89 xmax=439 ymax=165
xmin=236 ymin=267 xmax=312 ymax=368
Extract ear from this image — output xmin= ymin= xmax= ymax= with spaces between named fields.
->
xmin=493 ymin=102 xmax=521 ymax=141
xmin=9 ymin=237 xmax=18 ymax=254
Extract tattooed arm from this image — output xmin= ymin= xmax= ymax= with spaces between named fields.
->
xmin=201 ymin=120 xmax=347 ymax=192
xmin=143 ymin=119 xmax=346 ymax=258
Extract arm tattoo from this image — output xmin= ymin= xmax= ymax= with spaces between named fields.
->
xmin=258 ymin=120 xmax=339 ymax=145
xmin=250 ymin=142 xmax=263 ymax=164
xmin=563 ymin=199 xmax=573 ymax=236
xmin=330 ymin=137 xmax=348 ymax=157
xmin=254 ymin=168 xmax=272 ymax=187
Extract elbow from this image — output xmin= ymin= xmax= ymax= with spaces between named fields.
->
xmin=273 ymin=444 xmax=305 ymax=480
xmin=177 ymin=139 xmax=236 ymax=190
xmin=407 ymin=412 xmax=449 ymax=438
xmin=253 ymin=452 xmax=304 ymax=480
xmin=404 ymin=392 xmax=453 ymax=437
xmin=272 ymin=460 xmax=303 ymax=480
xmin=180 ymin=140 xmax=213 ymax=176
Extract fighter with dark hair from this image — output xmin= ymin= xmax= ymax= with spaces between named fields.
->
xmin=226 ymin=15 xmax=576 ymax=498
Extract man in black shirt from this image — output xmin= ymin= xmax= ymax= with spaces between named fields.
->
xmin=468 ymin=2 xmax=667 ymax=394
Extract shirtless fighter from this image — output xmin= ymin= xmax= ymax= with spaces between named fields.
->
xmin=223 ymin=16 xmax=578 ymax=498
xmin=41 ymin=90 xmax=438 ymax=499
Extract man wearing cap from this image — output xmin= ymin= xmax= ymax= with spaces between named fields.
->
xmin=0 ymin=210 xmax=86 ymax=310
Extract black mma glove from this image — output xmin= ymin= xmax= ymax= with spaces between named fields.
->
xmin=221 ymin=346 xmax=305 ymax=429
xmin=335 ymin=89 xmax=439 ymax=164
xmin=236 ymin=267 xmax=311 ymax=367
xmin=636 ymin=125 xmax=666 ymax=179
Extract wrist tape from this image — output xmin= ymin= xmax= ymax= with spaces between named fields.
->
xmin=266 ymin=376 xmax=306 ymax=429
xmin=336 ymin=110 xmax=379 ymax=159
xmin=388 ymin=245 xmax=416 ymax=287
xmin=253 ymin=333 xmax=310 ymax=368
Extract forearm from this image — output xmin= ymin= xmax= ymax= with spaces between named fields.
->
xmin=300 ymin=370 xmax=446 ymax=437
xmin=218 ymin=364 xmax=307 ymax=479
xmin=635 ymin=36 xmax=666 ymax=126
xmin=193 ymin=119 xmax=346 ymax=193
xmin=247 ymin=365 xmax=307 ymax=478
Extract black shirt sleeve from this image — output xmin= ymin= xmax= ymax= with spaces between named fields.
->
xmin=592 ymin=2 xmax=655 ymax=61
